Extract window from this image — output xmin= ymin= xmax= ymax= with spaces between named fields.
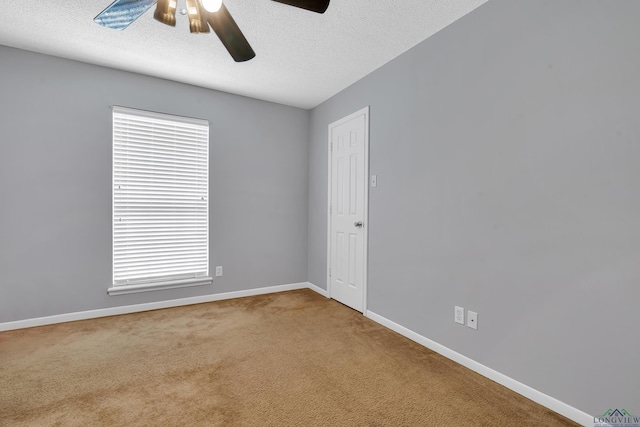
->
xmin=108 ymin=107 xmax=211 ymax=296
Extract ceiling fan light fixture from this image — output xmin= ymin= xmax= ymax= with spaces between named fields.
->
xmin=154 ymin=0 xmax=178 ymax=26
xmin=200 ymin=0 xmax=223 ymax=13
xmin=186 ymin=0 xmax=210 ymax=33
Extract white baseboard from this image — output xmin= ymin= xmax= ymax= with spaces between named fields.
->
xmin=366 ymin=310 xmax=593 ymax=427
xmin=0 ymin=282 xmax=316 ymax=332
xmin=307 ymin=282 xmax=329 ymax=298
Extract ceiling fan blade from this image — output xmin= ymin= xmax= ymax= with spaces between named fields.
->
xmin=154 ymin=0 xmax=177 ymax=26
xmin=94 ymin=0 xmax=157 ymax=30
xmin=271 ymin=0 xmax=330 ymax=14
xmin=206 ymin=4 xmax=256 ymax=62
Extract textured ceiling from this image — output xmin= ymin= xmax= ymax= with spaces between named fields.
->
xmin=0 ymin=0 xmax=487 ymax=109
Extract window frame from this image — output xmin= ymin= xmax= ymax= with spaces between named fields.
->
xmin=108 ymin=106 xmax=212 ymax=296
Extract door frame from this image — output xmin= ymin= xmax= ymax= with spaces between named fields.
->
xmin=326 ymin=106 xmax=370 ymax=314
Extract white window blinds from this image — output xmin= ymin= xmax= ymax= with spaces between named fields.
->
xmin=112 ymin=107 xmax=209 ymax=291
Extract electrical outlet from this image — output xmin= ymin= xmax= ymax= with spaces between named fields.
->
xmin=467 ymin=311 xmax=478 ymax=330
xmin=454 ymin=306 xmax=465 ymax=325
xmin=215 ymin=266 xmax=223 ymax=277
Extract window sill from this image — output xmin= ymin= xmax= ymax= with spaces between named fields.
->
xmin=107 ymin=277 xmax=213 ymax=296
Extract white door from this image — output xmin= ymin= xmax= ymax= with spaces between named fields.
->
xmin=328 ymin=107 xmax=369 ymax=313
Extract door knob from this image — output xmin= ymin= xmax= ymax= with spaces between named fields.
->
xmin=354 ymin=221 xmax=363 ymax=228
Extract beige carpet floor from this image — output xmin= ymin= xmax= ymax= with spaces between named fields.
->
xmin=0 ymin=289 xmax=578 ymax=426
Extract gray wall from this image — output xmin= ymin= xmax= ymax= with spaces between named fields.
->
xmin=308 ymin=0 xmax=640 ymax=417
xmin=0 ymin=45 xmax=309 ymax=322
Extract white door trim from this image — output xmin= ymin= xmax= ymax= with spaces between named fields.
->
xmin=326 ymin=106 xmax=370 ymax=314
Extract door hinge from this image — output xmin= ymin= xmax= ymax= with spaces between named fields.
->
xmin=329 ymin=268 xmax=331 ymax=277
xmin=329 ymin=205 xmax=332 ymax=214
xmin=330 ymin=142 xmax=333 ymax=152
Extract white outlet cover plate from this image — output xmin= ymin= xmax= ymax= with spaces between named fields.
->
xmin=467 ymin=311 xmax=478 ymax=329
xmin=454 ymin=306 xmax=465 ymax=325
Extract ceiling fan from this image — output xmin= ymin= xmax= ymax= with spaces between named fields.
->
xmin=94 ymin=0 xmax=330 ymax=62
